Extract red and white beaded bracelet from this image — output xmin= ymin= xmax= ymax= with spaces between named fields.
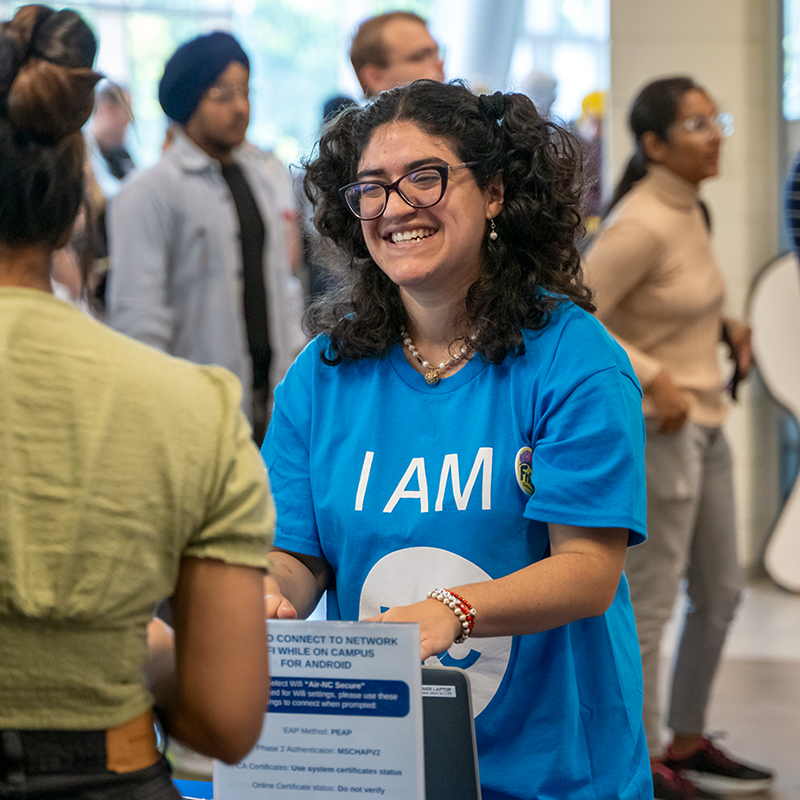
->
xmin=426 ymin=588 xmax=477 ymax=644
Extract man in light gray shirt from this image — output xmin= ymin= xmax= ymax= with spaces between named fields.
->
xmin=107 ymin=31 xmax=304 ymax=443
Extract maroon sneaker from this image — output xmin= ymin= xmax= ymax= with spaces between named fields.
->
xmin=664 ymin=738 xmax=774 ymax=795
xmin=652 ymin=763 xmax=698 ymax=800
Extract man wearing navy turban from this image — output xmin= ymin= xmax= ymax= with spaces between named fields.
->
xmin=107 ymin=31 xmax=304 ymax=444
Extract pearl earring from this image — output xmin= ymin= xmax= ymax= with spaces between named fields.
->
xmin=489 ymin=219 xmax=498 ymax=241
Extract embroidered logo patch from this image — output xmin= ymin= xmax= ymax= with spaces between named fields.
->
xmin=515 ymin=446 xmax=534 ymax=495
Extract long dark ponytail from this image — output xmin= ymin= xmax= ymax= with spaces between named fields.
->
xmin=604 ymin=76 xmax=699 ymax=217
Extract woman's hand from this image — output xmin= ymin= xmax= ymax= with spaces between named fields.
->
xmin=264 ymin=572 xmax=299 ymax=619
xmin=264 ymin=591 xmax=299 ymax=620
xmin=365 ymin=599 xmax=462 ymax=661
xmin=724 ymin=320 xmax=753 ymax=381
xmin=263 ymin=549 xmax=332 ymax=620
xmin=647 ymin=370 xmax=689 ymax=433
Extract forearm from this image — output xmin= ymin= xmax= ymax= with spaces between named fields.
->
xmin=450 ymin=526 xmax=628 ymax=638
xmin=609 ymin=333 xmax=663 ymax=391
xmin=151 ymin=560 xmax=270 ymax=764
xmin=146 ymin=620 xmax=217 ymax=755
xmin=371 ymin=527 xmax=629 ymax=660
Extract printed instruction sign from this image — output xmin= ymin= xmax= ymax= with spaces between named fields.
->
xmin=214 ymin=620 xmax=425 ymax=799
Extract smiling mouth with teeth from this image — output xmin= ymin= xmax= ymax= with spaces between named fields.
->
xmin=390 ymin=228 xmax=436 ymax=244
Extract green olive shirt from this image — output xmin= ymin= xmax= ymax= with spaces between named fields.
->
xmin=0 ymin=288 xmax=273 ymax=729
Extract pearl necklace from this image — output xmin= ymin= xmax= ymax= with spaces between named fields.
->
xmin=401 ymin=328 xmax=474 ymax=385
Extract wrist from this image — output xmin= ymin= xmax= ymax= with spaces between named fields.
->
xmin=426 ymin=589 xmax=477 ymax=644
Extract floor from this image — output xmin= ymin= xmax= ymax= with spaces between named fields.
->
xmin=661 ymin=579 xmax=800 ymax=799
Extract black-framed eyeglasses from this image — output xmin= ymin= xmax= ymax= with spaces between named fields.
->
xmin=339 ymin=162 xmax=479 ymax=220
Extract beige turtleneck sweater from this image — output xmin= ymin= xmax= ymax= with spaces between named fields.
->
xmin=583 ymin=165 xmax=729 ymax=427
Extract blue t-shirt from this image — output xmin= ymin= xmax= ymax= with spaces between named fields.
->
xmin=263 ymin=301 xmax=651 ymax=800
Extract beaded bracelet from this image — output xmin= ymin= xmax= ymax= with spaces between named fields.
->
xmin=426 ymin=588 xmax=477 ymax=644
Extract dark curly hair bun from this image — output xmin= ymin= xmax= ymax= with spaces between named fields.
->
xmin=0 ymin=5 xmax=100 ymax=141
xmin=478 ymin=91 xmax=510 ymax=121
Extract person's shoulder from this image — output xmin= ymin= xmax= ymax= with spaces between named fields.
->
xmin=280 ymin=334 xmax=334 ymax=381
xmin=524 ymin=301 xmax=639 ymax=384
xmin=116 ymin=151 xmax=181 ymax=203
xmin=523 ymin=299 xmax=600 ymax=347
xmin=603 ymin=182 xmax=665 ymax=234
xmin=275 ymin=334 xmax=383 ymax=405
xmin=93 ymin=319 xmax=242 ymax=411
xmin=293 ymin=333 xmax=330 ymax=363
xmin=586 ymin=201 xmax=665 ymax=273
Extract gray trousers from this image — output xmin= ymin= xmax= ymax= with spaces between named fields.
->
xmin=625 ymin=421 xmax=743 ymax=758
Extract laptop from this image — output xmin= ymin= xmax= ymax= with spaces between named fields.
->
xmin=422 ymin=666 xmax=481 ymax=800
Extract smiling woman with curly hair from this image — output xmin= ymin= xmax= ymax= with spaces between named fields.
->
xmin=263 ymin=79 xmax=652 ymax=800
xmin=303 ymin=79 xmax=594 ymax=365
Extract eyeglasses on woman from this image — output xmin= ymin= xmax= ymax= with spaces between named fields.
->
xmin=339 ymin=162 xmax=479 ymax=220
xmin=677 ymin=112 xmax=733 ymax=139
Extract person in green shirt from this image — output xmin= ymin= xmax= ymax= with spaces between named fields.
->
xmin=0 ymin=6 xmax=273 ymax=797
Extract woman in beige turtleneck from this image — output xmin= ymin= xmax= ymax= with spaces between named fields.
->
xmin=584 ymin=77 xmax=772 ymax=800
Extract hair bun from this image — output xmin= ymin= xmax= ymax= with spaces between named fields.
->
xmin=1 ymin=5 xmax=100 ymax=140
xmin=1 ymin=21 xmax=26 ymax=92
xmin=1 ymin=6 xmax=53 ymax=91
xmin=478 ymin=91 xmax=510 ymax=122
xmin=32 ymin=7 xmax=98 ymax=68
xmin=8 ymin=58 xmax=101 ymax=139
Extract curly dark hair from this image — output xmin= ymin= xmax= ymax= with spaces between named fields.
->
xmin=303 ymin=79 xmax=594 ymax=366
xmin=0 ymin=5 xmax=100 ymax=277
